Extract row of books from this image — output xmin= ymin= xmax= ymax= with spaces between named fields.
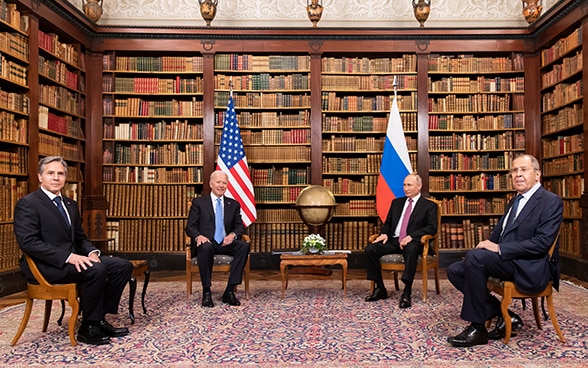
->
xmin=542 ymin=153 xmax=584 ymax=176
xmin=322 ymin=135 xmax=384 ymax=152
xmin=323 ymin=175 xmax=378 ymax=196
xmin=105 ymin=219 xmax=187 ymax=253
xmin=541 ymin=26 xmax=581 ymax=67
xmin=439 ymin=218 xmax=499 ymax=249
xmin=324 ymin=221 xmax=380 ymax=250
xmin=321 ymin=55 xmax=417 ymax=74
xmin=541 ymin=51 xmax=582 ymax=89
xmin=0 ymin=54 xmax=27 ymax=86
xmin=0 ymin=31 xmax=28 ymax=61
xmin=38 ymin=56 xmax=80 ymax=91
xmin=103 ymin=165 xmax=203 ymax=184
xmin=428 ymin=113 xmax=525 ymax=130
xmin=104 ymin=75 xmax=204 ymax=94
xmin=38 ymin=106 xmax=85 ymax=139
xmin=0 ymin=176 xmax=26 ymax=221
xmin=321 ymin=74 xmax=418 ymax=90
xmin=428 ymin=54 xmax=524 ymax=73
xmin=429 ymin=173 xmax=513 ymax=192
xmin=38 ymin=30 xmax=82 ymax=70
xmin=429 ymin=151 xmax=516 ymax=171
xmin=428 ymin=76 xmax=524 ymax=93
xmin=215 ymin=73 xmax=310 ymax=91
xmin=429 ymin=131 xmax=525 ymax=151
xmin=334 ymin=200 xmax=378 ymax=217
xmin=107 ymin=143 xmax=203 ymax=165
xmin=106 ymin=97 xmax=203 ymax=117
xmin=541 ymin=105 xmax=583 ymax=135
xmin=104 ymin=120 xmax=203 ymax=141
xmin=541 ymin=80 xmax=583 ymax=113
xmin=243 ymin=145 xmax=310 ymax=162
xmin=218 ymin=128 xmax=310 ymax=145
xmin=433 ymin=196 xmax=510 ymax=216
xmin=254 ymin=186 xmax=304 ymax=203
xmin=321 ymin=92 xmax=417 ymax=111
xmin=215 ymin=110 xmax=310 ymax=128
xmin=562 ymin=198 xmax=582 ymax=219
xmin=104 ymin=183 xmax=195 ymax=218
xmin=250 ymin=166 xmax=310 ymax=186
xmin=543 ymin=175 xmax=584 ymax=200
xmin=214 ymin=54 xmax=311 ymax=72
xmin=248 ymin=222 xmax=307 ymax=253
xmin=322 ymin=154 xmax=382 ymax=174
xmin=542 ymin=133 xmax=583 ymax=158
xmin=322 ymin=113 xmax=417 ymax=133
xmin=0 ymin=87 xmax=28 ymax=115
xmin=39 ymin=84 xmax=84 ymax=116
xmin=0 ymin=110 xmax=26 ymax=143
xmin=429 ymin=93 xmax=523 ymax=113
xmin=104 ymin=55 xmax=204 ymax=73
xmin=0 ymin=223 xmax=19 ymax=271
xmin=560 ymin=220 xmax=581 ymax=256
xmin=214 ymin=91 xmax=311 ymax=109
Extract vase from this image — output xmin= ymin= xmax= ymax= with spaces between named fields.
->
xmin=83 ymin=0 xmax=103 ymax=23
xmin=306 ymin=0 xmax=323 ymax=28
xmin=198 ymin=0 xmax=218 ymax=27
xmin=522 ymin=0 xmax=542 ymax=24
xmin=412 ymin=0 xmax=431 ymax=28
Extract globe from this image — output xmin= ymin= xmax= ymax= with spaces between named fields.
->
xmin=295 ymin=185 xmax=337 ymax=232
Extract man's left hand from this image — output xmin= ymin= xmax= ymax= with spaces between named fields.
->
xmin=476 ymin=239 xmax=499 ymax=253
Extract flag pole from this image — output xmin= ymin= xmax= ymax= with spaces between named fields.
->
xmin=393 ymin=75 xmax=398 ymax=99
xmin=229 ymin=75 xmax=233 ymax=98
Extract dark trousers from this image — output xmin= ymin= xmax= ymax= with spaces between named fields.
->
xmin=365 ymin=237 xmax=423 ymax=290
xmin=195 ymin=239 xmax=250 ymax=289
xmin=447 ymin=248 xmax=515 ymax=324
xmin=54 ymin=256 xmax=133 ymax=322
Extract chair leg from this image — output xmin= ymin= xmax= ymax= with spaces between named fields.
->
xmin=186 ymin=270 xmax=192 ymax=301
xmin=42 ymin=300 xmax=52 ymax=332
xmin=545 ymin=294 xmax=566 ymax=343
xmin=434 ymin=266 xmax=440 ymax=295
xmin=11 ymin=298 xmax=34 ymax=346
xmin=370 ymin=280 xmax=375 ymax=294
xmin=67 ymin=296 xmax=79 ymax=346
xmin=141 ymin=269 xmax=150 ymax=314
xmin=502 ymin=287 xmax=513 ymax=344
xmin=393 ymin=272 xmax=400 ymax=291
xmin=244 ymin=256 xmax=250 ymax=299
xmin=531 ymin=297 xmax=543 ymax=330
xmin=422 ymin=267 xmax=428 ymax=302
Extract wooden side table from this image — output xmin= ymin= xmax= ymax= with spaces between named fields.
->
xmin=279 ymin=252 xmax=348 ymax=299
xmin=129 ymin=260 xmax=150 ymax=324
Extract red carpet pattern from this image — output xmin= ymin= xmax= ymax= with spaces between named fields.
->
xmin=0 ymin=279 xmax=587 ymax=367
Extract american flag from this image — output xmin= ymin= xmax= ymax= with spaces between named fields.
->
xmin=217 ymin=94 xmax=257 ymax=226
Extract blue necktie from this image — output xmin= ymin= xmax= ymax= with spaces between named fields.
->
xmin=53 ymin=196 xmax=71 ymax=230
xmin=503 ymin=195 xmax=522 ymax=235
xmin=214 ymin=198 xmax=224 ymax=243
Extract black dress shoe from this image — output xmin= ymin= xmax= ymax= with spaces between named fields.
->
xmin=202 ymin=290 xmax=214 ymax=307
xmin=365 ymin=288 xmax=388 ymax=302
xmin=447 ymin=324 xmax=488 ymax=347
xmin=222 ymin=291 xmax=241 ymax=306
xmin=98 ymin=320 xmax=129 ymax=337
xmin=77 ymin=324 xmax=111 ymax=345
xmin=399 ymin=293 xmax=412 ymax=309
xmin=488 ymin=310 xmax=524 ymax=340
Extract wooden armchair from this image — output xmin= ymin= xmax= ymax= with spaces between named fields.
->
xmin=11 ymin=254 xmax=80 ymax=346
xmin=487 ymin=229 xmax=565 ymax=344
xmin=186 ymin=235 xmax=251 ymax=301
xmin=369 ymin=199 xmax=441 ymax=302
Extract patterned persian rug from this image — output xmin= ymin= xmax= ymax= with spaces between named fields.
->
xmin=0 ymin=278 xmax=587 ymax=367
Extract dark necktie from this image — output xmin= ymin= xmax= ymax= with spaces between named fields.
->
xmin=399 ymin=198 xmax=413 ymax=240
xmin=53 ymin=196 xmax=71 ymax=229
xmin=214 ymin=198 xmax=224 ymax=243
xmin=503 ymin=195 xmax=522 ymax=235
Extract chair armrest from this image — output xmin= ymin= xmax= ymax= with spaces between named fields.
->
xmin=368 ymin=234 xmax=378 ymax=243
xmin=242 ymin=234 xmax=250 ymax=243
xmin=420 ymin=234 xmax=436 ymax=257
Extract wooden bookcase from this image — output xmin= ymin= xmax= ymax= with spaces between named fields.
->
xmin=427 ymin=53 xmax=527 ymax=250
xmin=540 ymin=25 xmax=584 ymax=258
xmin=320 ymin=54 xmax=418 ymax=251
xmin=101 ymin=51 xmax=205 ymax=253
xmin=0 ymin=1 xmax=28 ymax=271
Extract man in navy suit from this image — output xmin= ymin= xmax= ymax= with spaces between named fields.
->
xmin=447 ymin=154 xmax=563 ymax=347
xmin=14 ymin=156 xmax=133 ymax=345
xmin=364 ymin=173 xmax=438 ymax=308
xmin=185 ymin=170 xmax=250 ymax=307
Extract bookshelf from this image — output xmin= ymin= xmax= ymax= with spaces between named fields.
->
xmin=101 ymin=52 xmax=205 ymax=253
xmin=0 ymin=1 xmax=28 ymax=271
xmin=320 ymin=55 xmax=418 ymax=251
xmin=213 ymin=53 xmax=312 ymax=252
xmin=427 ymin=53 xmax=526 ymax=250
xmin=540 ymin=25 xmax=584 ymax=257
xmin=36 ymin=24 xmax=86 ymax=202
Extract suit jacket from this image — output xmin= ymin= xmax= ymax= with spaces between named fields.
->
xmin=13 ymin=189 xmax=98 ymax=282
xmin=381 ymin=196 xmax=438 ymax=249
xmin=488 ymin=185 xmax=563 ymax=293
xmin=185 ymin=194 xmax=245 ymax=247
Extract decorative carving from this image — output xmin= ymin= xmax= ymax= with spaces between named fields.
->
xmin=412 ymin=0 xmax=431 ymax=28
xmin=522 ymin=0 xmax=542 ymax=24
xmin=198 ymin=0 xmax=218 ymax=27
xmin=306 ymin=0 xmax=323 ymax=28
xmin=201 ymin=39 xmax=216 ymax=51
xmin=83 ymin=0 xmax=103 ymax=22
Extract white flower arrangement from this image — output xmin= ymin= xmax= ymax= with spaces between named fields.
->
xmin=301 ymin=233 xmax=326 ymax=255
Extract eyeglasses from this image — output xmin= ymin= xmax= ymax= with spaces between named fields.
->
xmin=510 ymin=167 xmax=537 ymax=175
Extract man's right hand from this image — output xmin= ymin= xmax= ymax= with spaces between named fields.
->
xmin=373 ymin=234 xmax=388 ymax=244
xmin=67 ymin=253 xmax=96 ymax=272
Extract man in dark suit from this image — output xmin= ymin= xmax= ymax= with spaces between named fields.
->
xmin=364 ymin=173 xmax=438 ymax=308
xmin=446 ymin=154 xmax=563 ymax=347
xmin=185 ymin=170 xmax=250 ymax=307
xmin=13 ymin=156 xmax=133 ymax=345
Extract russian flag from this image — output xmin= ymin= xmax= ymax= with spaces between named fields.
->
xmin=376 ymin=93 xmax=413 ymax=221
